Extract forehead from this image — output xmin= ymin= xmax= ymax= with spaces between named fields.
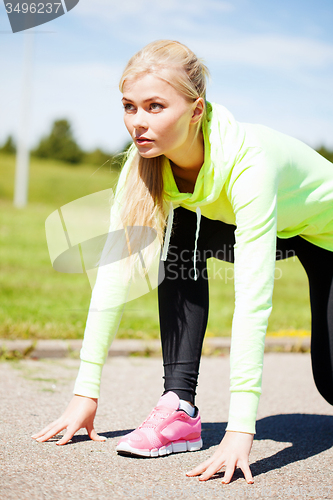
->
xmin=122 ymin=71 xmax=182 ymax=100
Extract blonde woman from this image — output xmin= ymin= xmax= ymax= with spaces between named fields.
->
xmin=33 ymin=40 xmax=333 ymax=485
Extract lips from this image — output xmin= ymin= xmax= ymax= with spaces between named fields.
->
xmin=136 ymin=137 xmax=153 ymax=146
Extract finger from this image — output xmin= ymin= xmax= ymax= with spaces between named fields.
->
xmin=239 ymin=460 xmax=254 ymax=484
xmin=56 ymin=426 xmax=76 ymax=446
xmin=186 ymin=456 xmax=215 ymax=476
xmin=87 ymin=427 xmax=106 ymax=442
xmin=199 ymin=458 xmax=225 ymax=481
xmin=31 ymin=420 xmax=59 ymax=439
xmin=186 ymin=449 xmax=223 ymax=476
xmin=35 ymin=423 xmax=66 ymax=443
xmin=221 ymin=462 xmax=236 ymax=484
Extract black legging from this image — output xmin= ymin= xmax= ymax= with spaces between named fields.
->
xmin=158 ymin=207 xmax=333 ymax=406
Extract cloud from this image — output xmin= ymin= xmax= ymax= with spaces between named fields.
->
xmin=188 ymin=34 xmax=333 ymax=72
xmin=75 ymin=0 xmax=234 ymax=20
xmin=31 ymin=61 xmax=126 ymax=146
xmin=0 ymin=59 xmax=128 ymax=149
xmin=2 ymin=0 xmax=332 ymax=150
xmin=71 ymin=0 xmax=235 ymax=38
xmin=73 ymin=2 xmax=333 ymax=76
xmin=36 ymin=60 xmax=124 ymax=88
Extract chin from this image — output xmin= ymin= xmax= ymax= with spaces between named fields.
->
xmin=138 ymin=150 xmax=160 ymax=159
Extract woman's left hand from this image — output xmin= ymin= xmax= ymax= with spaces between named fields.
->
xmin=186 ymin=430 xmax=254 ymax=484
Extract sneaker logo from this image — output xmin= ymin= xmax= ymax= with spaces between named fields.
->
xmin=4 ymin=0 xmax=80 ymax=33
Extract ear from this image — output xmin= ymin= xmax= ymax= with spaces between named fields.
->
xmin=190 ymin=97 xmax=205 ymax=124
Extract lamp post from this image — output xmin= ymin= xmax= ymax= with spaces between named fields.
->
xmin=14 ymin=31 xmax=34 ymax=208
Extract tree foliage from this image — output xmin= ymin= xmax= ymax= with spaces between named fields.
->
xmin=31 ymin=119 xmax=83 ymax=164
xmin=0 ymin=135 xmax=16 ymax=154
xmin=316 ymin=146 xmax=333 ymax=164
xmin=83 ymin=148 xmax=113 ymax=167
xmin=82 ymin=141 xmax=132 ymax=169
xmin=4 ymin=117 xmax=333 ymax=170
xmin=29 ymin=119 xmax=130 ymax=168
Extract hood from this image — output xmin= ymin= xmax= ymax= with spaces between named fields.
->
xmin=161 ymin=102 xmax=245 ymax=280
xmin=162 ymin=101 xmax=245 ymax=209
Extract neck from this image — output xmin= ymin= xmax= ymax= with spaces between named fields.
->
xmin=167 ymin=130 xmax=204 ymax=180
xmin=168 ymin=130 xmax=204 ymax=194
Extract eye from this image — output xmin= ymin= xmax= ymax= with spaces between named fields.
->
xmin=123 ymin=103 xmax=135 ymax=112
xmin=150 ymin=103 xmax=164 ymax=111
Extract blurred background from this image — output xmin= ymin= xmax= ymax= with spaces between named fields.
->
xmin=1 ymin=0 xmax=332 ymax=343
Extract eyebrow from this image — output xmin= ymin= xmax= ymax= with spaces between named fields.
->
xmin=122 ymin=96 xmax=168 ymax=104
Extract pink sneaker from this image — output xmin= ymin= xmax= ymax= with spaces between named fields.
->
xmin=116 ymin=392 xmax=202 ymax=457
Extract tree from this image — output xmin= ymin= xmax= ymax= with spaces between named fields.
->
xmin=32 ymin=119 xmax=83 ymax=164
xmin=0 ymin=135 xmax=16 ymax=154
xmin=83 ymin=147 xmax=114 ymax=167
xmin=108 ymin=141 xmax=133 ymax=170
xmin=83 ymin=141 xmax=133 ymax=169
xmin=316 ymin=146 xmax=333 ymax=164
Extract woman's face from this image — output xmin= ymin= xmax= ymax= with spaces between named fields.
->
xmin=122 ymin=72 xmax=197 ymax=162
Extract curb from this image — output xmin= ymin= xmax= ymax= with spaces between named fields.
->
xmin=0 ymin=336 xmax=310 ymax=359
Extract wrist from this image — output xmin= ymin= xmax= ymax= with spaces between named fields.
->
xmin=74 ymin=394 xmax=98 ymax=403
xmin=226 ymin=430 xmax=254 ymax=435
xmin=74 ymin=360 xmax=103 ymax=399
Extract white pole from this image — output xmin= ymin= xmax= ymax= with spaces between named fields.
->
xmin=14 ymin=31 xmax=34 ymax=208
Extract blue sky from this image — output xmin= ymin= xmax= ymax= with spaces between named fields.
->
xmin=1 ymin=0 xmax=333 ymax=154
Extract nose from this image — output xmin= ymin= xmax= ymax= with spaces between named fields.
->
xmin=132 ymin=108 xmax=148 ymax=130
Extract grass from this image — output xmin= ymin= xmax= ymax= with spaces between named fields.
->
xmin=0 ymin=152 xmax=311 ymax=340
xmin=206 ymin=257 xmax=311 ymax=336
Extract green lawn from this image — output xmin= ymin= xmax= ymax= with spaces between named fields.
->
xmin=0 ymin=153 xmax=311 ymax=340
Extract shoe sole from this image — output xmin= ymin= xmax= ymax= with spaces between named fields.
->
xmin=116 ymin=438 xmax=203 ymax=458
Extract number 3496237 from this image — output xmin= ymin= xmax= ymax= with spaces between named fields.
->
xmin=5 ymin=3 xmax=62 ymax=14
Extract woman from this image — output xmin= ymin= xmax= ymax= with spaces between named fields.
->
xmin=33 ymin=39 xmax=333 ymax=485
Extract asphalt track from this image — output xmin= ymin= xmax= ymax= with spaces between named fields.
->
xmin=1 ymin=353 xmax=333 ymax=500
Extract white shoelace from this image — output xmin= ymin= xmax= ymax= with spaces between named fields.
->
xmin=161 ymin=204 xmax=202 ymax=282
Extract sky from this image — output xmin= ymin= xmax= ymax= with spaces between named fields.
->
xmin=1 ymin=0 xmax=333 ymax=154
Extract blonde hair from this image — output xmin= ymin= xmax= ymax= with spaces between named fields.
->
xmin=118 ymin=40 xmax=209 ymax=276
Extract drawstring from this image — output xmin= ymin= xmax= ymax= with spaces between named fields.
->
xmin=193 ymin=207 xmax=201 ymax=281
xmin=161 ymin=204 xmax=202 ymax=283
xmin=161 ymin=202 xmax=174 ymax=261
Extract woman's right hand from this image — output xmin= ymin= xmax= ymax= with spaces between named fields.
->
xmin=186 ymin=430 xmax=254 ymax=483
xmin=31 ymin=394 xmax=106 ymax=445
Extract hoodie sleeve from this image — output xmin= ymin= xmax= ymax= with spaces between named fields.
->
xmin=73 ymin=150 xmax=135 ymax=399
xmin=225 ymin=148 xmax=279 ymax=434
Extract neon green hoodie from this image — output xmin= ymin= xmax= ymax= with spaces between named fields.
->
xmin=74 ymin=102 xmax=333 ymax=434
